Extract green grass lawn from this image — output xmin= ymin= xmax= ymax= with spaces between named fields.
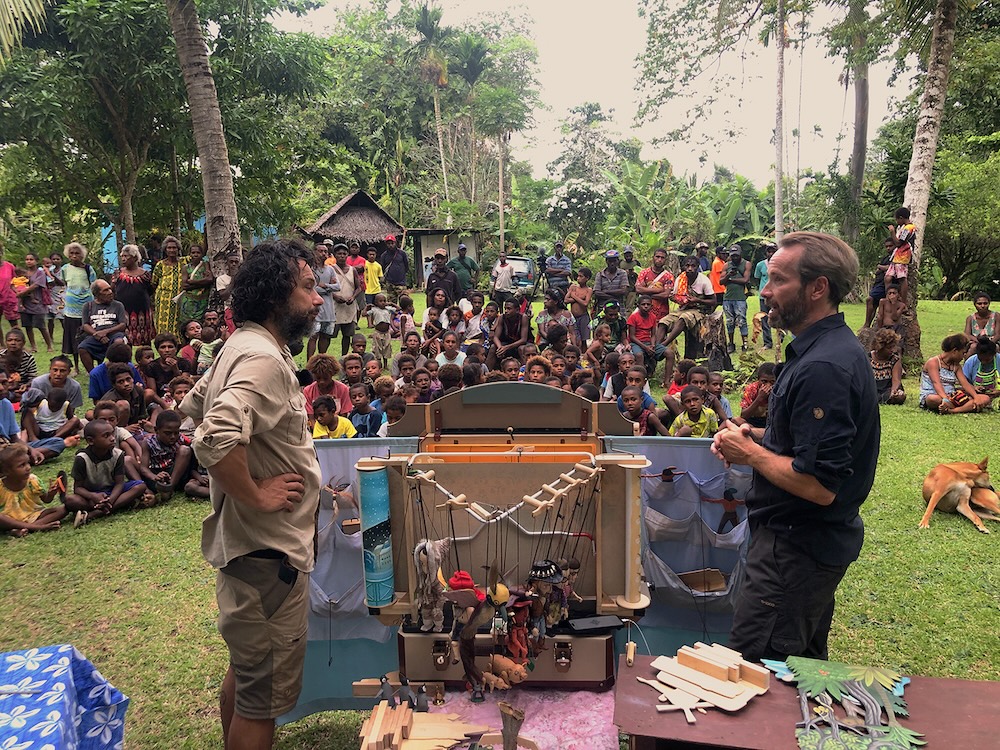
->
xmin=1 ymin=299 xmax=996 ymax=748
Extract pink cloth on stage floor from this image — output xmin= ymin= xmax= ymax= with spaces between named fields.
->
xmin=429 ymin=686 xmax=618 ymax=750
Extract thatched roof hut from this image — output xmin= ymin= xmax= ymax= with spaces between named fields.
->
xmin=304 ymin=191 xmax=404 ymax=246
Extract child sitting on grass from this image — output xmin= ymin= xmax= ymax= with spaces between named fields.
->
xmin=665 ymin=358 xmax=696 ymax=396
xmin=348 ymin=382 xmax=385 ymax=437
xmin=384 ymin=395 xmax=407 ymax=427
xmin=668 ymin=385 xmax=719 ymax=438
xmin=21 ymin=387 xmax=82 ymax=445
xmin=706 ymin=371 xmax=736 ymax=422
xmin=0 ymin=443 xmax=67 ymax=537
xmin=196 ymin=326 xmax=223 ymax=376
xmin=313 ymin=395 xmax=356 ymax=438
xmin=102 ymin=362 xmax=154 ymax=429
xmin=620 ymin=385 xmax=669 ymax=436
xmin=138 ymin=410 xmax=193 ymax=504
xmin=66 ymin=419 xmax=148 ymax=527
xmin=740 ymin=362 xmax=777 ymax=428
xmin=92 ymin=400 xmax=142 ymax=477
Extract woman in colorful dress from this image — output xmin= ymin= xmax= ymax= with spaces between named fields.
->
xmin=179 ymin=244 xmax=213 ymax=323
xmin=151 ymin=235 xmax=183 ymax=335
xmin=112 ymin=244 xmax=155 ymax=346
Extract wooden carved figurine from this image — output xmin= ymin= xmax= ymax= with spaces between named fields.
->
xmin=443 ymin=561 xmax=509 ymax=702
xmin=507 ymin=597 xmax=531 ymax=665
xmin=413 ymin=538 xmax=451 ymax=632
xmin=525 ymin=559 xmax=563 ymax=654
xmin=560 ymin=557 xmax=583 ymax=604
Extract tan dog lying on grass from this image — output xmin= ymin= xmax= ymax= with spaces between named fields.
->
xmin=920 ymin=457 xmax=1000 ymax=533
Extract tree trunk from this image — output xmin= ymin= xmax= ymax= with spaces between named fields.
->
xmin=901 ymin=0 xmax=959 ymax=360
xmin=122 ymin=173 xmax=137 ymax=246
xmin=498 ymin=132 xmax=505 ymax=252
xmin=432 ymin=86 xmax=452 ymax=226
xmin=843 ymin=0 xmax=869 ymax=245
xmin=470 ymin=114 xmax=477 ymax=205
xmin=774 ymin=1 xmax=785 ymax=242
xmin=170 ymin=144 xmax=182 ymax=236
xmin=164 ymin=0 xmax=241 ymax=272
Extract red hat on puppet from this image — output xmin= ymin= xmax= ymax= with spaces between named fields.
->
xmin=448 ymin=570 xmax=485 ymax=601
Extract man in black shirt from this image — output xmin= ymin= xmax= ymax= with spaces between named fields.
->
xmin=712 ymin=231 xmax=879 ymax=662
xmin=424 ymin=248 xmax=462 ymax=305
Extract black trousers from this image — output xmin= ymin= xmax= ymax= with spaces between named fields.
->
xmin=728 ymin=524 xmax=848 ymax=663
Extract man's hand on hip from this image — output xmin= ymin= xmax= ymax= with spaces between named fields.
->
xmin=253 ymin=473 xmax=305 ymax=512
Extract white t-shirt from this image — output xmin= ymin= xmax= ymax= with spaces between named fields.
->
xmin=492 ymin=262 xmax=515 ymax=293
xmin=436 ymin=351 xmax=467 ymax=367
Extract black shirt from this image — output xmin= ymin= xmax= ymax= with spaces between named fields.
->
xmin=748 ymin=313 xmax=879 ymax=566
xmin=425 ymin=269 xmax=462 ymax=304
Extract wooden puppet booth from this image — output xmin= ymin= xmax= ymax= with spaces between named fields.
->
xmin=281 ymin=383 xmax=750 ymax=743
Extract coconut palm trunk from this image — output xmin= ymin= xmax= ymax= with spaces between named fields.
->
xmin=843 ymin=0 xmax=869 ymax=245
xmin=432 ymin=86 xmax=452 ymax=225
xmin=774 ymin=0 xmax=785 ymax=242
xmin=900 ymin=0 xmax=959 ymax=359
xmin=165 ymin=0 xmax=241 ymax=269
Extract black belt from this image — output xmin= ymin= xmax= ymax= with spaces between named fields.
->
xmin=245 ymin=548 xmax=284 ymax=560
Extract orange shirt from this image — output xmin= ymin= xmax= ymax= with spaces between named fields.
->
xmin=709 ymin=257 xmax=726 ymax=294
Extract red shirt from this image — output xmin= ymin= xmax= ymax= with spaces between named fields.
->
xmin=303 ymin=379 xmax=352 ymax=417
xmin=346 ymin=254 xmax=367 ymax=292
xmin=636 ymin=266 xmax=674 ymax=321
xmin=627 ymin=309 xmax=658 ymax=345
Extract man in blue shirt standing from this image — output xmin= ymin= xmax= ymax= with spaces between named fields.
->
xmin=753 ymin=242 xmax=776 ymax=349
xmin=712 ymin=232 xmax=879 ymax=663
xmin=544 ymin=241 xmax=572 ymax=294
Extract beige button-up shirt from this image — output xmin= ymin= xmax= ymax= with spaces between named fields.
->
xmin=182 ymin=322 xmax=321 ymax=572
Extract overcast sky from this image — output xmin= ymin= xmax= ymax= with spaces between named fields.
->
xmin=279 ymin=0 xmax=902 ymax=187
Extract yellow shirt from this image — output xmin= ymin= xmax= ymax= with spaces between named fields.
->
xmin=313 ymin=417 xmax=356 ymax=439
xmin=364 ymin=260 xmax=384 ymax=295
xmin=0 ymin=475 xmax=46 ymax=522
xmin=668 ymin=407 xmax=719 ymax=438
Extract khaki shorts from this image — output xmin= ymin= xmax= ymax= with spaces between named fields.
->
xmin=658 ymin=309 xmax=705 ymax=332
xmin=216 ymin=552 xmax=309 ymax=720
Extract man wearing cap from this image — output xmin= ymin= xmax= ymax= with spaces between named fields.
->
xmin=322 ymin=238 xmax=337 ymax=267
xmin=592 ymin=249 xmax=630 ymax=309
xmin=544 ymin=241 xmax=572 ymax=294
xmin=425 ymin=248 xmax=462 ymax=305
xmin=720 ymin=245 xmax=751 ymax=353
xmin=621 ymin=246 xmax=639 ymax=311
xmin=379 ymin=234 xmax=409 ymax=304
xmin=446 ymin=243 xmax=480 ymax=299
xmin=695 ymin=241 xmax=711 ymax=272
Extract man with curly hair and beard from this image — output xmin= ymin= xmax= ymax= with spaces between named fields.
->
xmin=181 ymin=239 xmax=322 ymax=750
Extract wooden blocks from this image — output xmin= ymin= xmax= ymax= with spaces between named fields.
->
xmin=359 ymin=700 xmax=412 ymax=750
xmin=646 ymin=643 xmax=769 ymax=715
xmin=434 ymin=493 xmax=468 ymax=511
xmin=358 ymin=701 xmax=490 ymax=750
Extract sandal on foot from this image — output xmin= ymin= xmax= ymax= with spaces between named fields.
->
xmin=73 ymin=510 xmax=88 ymax=529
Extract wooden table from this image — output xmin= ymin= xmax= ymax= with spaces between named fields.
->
xmin=614 ymin=655 xmax=1000 ymax=749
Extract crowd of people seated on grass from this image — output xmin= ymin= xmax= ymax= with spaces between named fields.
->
xmin=1 ymin=226 xmax=995 ymax=536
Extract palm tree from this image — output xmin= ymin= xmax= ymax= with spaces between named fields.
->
xmin=165 ymin=0 xmax=241 ymax=265
xmin=0 ymin=0 xmax=45 ymax=60
xmin=452 ymin=32 xmax=492 ymax=205
xmin=410 ymin=3 xmax=453 ymax=224
xmin=774 ymin=0 xmax=786 ymax=242
xmin=4 ymin=0 xmax=241 ymax=268
xmin=897 ymin=0 xmax=962 ymax=358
